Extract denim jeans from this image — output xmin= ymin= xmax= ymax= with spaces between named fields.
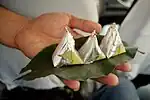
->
xmin=89 ymin=78 xmax=140 ymax=100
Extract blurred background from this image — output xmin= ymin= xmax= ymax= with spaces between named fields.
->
xmin=98 ymin=0 xmax=137 ymax=26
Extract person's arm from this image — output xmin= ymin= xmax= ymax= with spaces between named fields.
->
xmin=0 ymin=7 xmax=29 ymax=48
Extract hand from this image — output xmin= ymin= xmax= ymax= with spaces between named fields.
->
xmin=63 ymin=63 xmax=131 ymax=90
xmin=15 ymin=12 xmax=131 ymax=90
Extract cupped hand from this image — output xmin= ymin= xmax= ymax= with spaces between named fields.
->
xmin=15 ymin=12 xmax=131 ymax=91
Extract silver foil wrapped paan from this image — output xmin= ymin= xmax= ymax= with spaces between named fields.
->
xmin=100 ymin=23 xmax=126 ymax=58
xmin=78 ymin=30 xmax=106 ymax=64
xmin=52 ymin=27 xmax=83 ymax=67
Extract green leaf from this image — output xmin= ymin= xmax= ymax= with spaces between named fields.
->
xmin=113 ymin=44 xmax=126 ymax=57
xmin=20 ymin=44 xmax=57 ymax=74
xmin=60 ymin=50 xmax=83 ymax=64
xmin=17 ymin=35 xmax=138 ymax=81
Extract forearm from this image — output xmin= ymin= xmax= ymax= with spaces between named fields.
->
xmin=0 ymin=7 xmax=29 ymax=48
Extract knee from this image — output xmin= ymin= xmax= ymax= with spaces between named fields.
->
xmin=104 ymin=77 xmax=139 ymax=100
xmin=117 ymin=77 xmax=135 ymax=89
xmin=108 ymin=77 xmax=136 ymax=92
xmin=89 ymin=78 xmax=139 ymax=100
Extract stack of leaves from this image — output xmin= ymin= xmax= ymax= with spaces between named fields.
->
xmin=16 ymin=23 xmax=138 ymax=81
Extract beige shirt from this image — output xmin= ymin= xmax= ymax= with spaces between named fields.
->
xmin=1 ymin=0 xmax=100 ymax=21
xmin=119 ymin=0 xmax=150 ymax=79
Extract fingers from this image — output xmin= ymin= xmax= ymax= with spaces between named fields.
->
xmin=96 ymin=63 xmax=131 ymax=86
xmin=96 ymin=73 xmax=119 ymax=86
xmin=66 ymin=27 xmax=83 ymax=39
xmin=63 ymin=74 xmax=118 ymax=90
xmin=63 ymin=80 xmax=80 ymax=91
xmin=69 ymin=15 xmax=101 ymax=33
xmin=115 ymin=63 xmax=131 ymax=72
xmin=63 ymin=73 xmax=119 ymax=90
xmin=63 ymin=65 xmax=130 ymax=90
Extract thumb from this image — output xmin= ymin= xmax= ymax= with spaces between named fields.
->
xmin=69 ymin=15 xmax=101 ymax=33
xmin=63 ymin=80 xmax=80 ymax=91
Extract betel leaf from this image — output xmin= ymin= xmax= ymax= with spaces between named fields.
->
xmin=17 ymin=35 xmax=138 ymax=81
xmin=60 ymin=50 xmax=83 ymax=64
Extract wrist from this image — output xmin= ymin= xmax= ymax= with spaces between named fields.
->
xmin=0 ymin=7 xmax=29 ymax=48
xmin=14 ymin=17 xmax=30 ymax=49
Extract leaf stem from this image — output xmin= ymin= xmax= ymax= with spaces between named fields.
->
xmin=137 ymin=50 xmax=145 ymax=54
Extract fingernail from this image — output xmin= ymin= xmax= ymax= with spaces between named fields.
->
xmin=73 ymin=88 xmax=79 ymax=91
